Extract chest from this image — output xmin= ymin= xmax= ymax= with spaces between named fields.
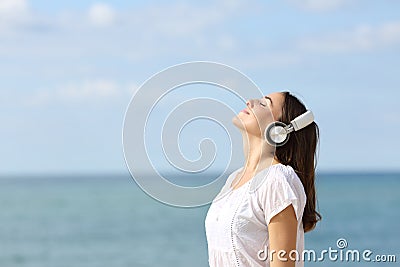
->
xmin=205 ymin=188 xmax=268 ymax=250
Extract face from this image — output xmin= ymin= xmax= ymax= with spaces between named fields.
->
xmin=232 ymin=92 xmax=285 ymax=137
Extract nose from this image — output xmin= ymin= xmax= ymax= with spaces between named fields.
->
xmin=246 ymin=99 xmax=254 ymax=108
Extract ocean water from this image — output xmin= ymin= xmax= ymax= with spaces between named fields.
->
xmin=0 ymin=172 xmax=399 ymax=267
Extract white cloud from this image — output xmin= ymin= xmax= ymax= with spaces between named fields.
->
xmin=287 ymin=0 xmax=350 ymax=12
xmin=379 ymin=21 xmax=400 ymax=45
xmin=27 ymin=79 xmax=129 ymax=106
xmin=126 ymin=82 xmax=140 ymax=95
xmin=232 ymin=50 xmax=303 ymax=70
xmin=98 ymin=1 xmax=250 ymax=36
xmin=88 ymin=3 xmax=116 ymax=27
xmin=142 ymin=3 xmax=223 ymax=36
xmin=0 ymin=0 xmax=28 ymax=16
xmin=298 ymin=21 xmax=400 ymax=53
xmin=59 ymin=80 xmax=119 ymax=98
xmin=0 ymin=1 xmax=251 ymax=59
xmin=216 ymin=35 xmax=236 ymax=51
xmin=0 ymin=0 xmax=29 ymax=30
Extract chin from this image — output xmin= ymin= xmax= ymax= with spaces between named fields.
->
xmin=233 ymin=116 xmax=264 ymax=138
xmin=232 ymin=115 xmax=245 ymax=130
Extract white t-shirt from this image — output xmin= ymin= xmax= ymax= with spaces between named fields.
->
xmin=205 ymin=163 xmax=307 ymax=267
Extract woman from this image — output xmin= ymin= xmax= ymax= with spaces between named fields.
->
xmin=205 ymin=91 xmax=321 ymax=267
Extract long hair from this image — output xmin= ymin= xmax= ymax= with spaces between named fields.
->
xmin=275 ymin=91 xmax=321 ymax=232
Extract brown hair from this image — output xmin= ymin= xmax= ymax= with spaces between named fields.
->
xmin=275 ymin=91 xmax=321 ymax=232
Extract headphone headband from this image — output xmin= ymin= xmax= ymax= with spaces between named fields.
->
xmin=291 ymin=110 xmax=314 ymax=131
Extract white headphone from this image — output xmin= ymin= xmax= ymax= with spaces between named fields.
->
xmin=264 ymin=110 xmax=314 ymax=146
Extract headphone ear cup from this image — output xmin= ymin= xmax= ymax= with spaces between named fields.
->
xmin=265 ymin=122 xmax=290 ymax=147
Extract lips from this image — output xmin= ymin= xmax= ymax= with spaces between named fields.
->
xmin=241 ymin=109 xmax=250 ymax=115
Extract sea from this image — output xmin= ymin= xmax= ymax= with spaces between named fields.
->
xmin=0 ymin=172 xmax=399 ymax=267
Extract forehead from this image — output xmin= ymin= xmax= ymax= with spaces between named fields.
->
xmin=265 ymin=92 xmax=284 ymax=106
xmin=265 ymin=92 xmax=285 ymax=118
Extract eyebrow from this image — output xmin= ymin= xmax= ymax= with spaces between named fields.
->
xmin=264 ymin=96 xmax=273 ymax=106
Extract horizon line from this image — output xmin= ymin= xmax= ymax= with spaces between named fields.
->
xmin=1 ymin=169 xmax=399 ymax=179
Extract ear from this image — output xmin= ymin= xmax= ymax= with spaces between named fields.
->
xmin=265 ymin=121 xmax=289 ymax=147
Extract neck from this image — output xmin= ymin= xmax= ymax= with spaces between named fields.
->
xmin=241 ymin=131 xmax=279 ymax=175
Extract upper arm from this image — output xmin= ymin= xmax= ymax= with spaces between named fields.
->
xmin=268 ymin=204 xmax=298 ymax=267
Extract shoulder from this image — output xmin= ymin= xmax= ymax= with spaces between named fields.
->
xmin=249 ymin=163 xmax=301 ymax=193
xmin=251 ymin=163 xmax=307 ymax=224
xmin=250 ymin=163 xmax=306 ymax=208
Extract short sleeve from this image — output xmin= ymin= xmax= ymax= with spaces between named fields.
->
xmin=257 ymin=166 xmax=305 ymax=225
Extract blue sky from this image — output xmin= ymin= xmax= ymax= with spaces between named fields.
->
xmin=1 ymin=0 xmax=399 ymax=175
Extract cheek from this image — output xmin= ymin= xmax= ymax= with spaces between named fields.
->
xmin=270 ymin=106 xmax=281 ymax=121
xmin=244 ymin=112 xmax=271 ymax=134
xmin=233 ymin=108 xmax=275 ymax=135
xmin=232 ymin=113 xmax=259 ymax=133
xmin=255 ymin=108 xmax=274 ymax=129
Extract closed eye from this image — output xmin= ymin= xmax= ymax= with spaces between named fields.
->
xmin=260 ymin=99 xmax=268 ymax=107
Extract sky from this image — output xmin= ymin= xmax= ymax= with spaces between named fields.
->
xmin=1 ymin=0 xmax=400 ymax=175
